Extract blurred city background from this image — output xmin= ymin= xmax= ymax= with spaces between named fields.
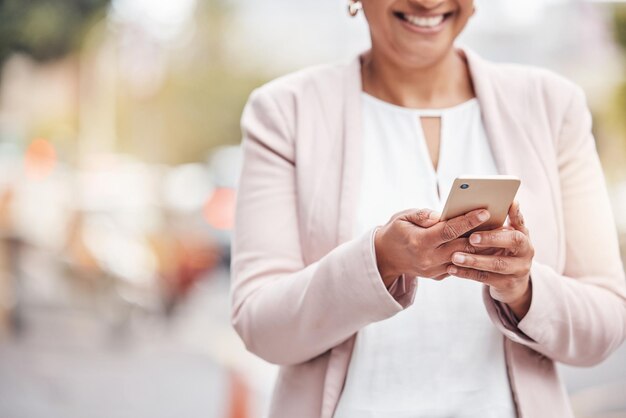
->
xmin=0 ymin=0 xmax=625 ymax=417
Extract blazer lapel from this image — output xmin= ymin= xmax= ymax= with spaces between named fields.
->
xmin=320 ymin=54 xmax=364 ymax=418
xmin=463 ymin=48 xmax=516 ymax=177
xmin=466 ymin=48 xmax=562 ymax=268
xmin=336 ymin=54 xmax=366 ymax=245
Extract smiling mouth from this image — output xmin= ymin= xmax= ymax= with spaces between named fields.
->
xmin=393 ymin=11 xmax=454 ymax=28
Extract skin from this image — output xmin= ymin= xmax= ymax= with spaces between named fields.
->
xmin=364 ymin=0 xmax=534 ymax=320
xmin=360 ymin=0 xmax=475 ymax=108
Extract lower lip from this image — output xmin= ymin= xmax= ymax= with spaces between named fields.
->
xmin=397 ymin=15 xmax=448 ymax=35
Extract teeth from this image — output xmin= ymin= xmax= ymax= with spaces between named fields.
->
xmin=404 ymin=13 xmax=444 ymax=28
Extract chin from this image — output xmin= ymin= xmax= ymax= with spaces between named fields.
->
xmin=394 ymin=41 xmax=456 ymax=69
xmin=384 ymin=7 xmax=468 ymax=68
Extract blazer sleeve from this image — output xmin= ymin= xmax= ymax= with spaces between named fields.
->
xmin=483 ymin=84 xmax=626 ymax=366
xmin=230 ymin=88 xmax=417 ymax=366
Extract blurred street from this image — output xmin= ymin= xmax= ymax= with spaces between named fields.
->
xmin=0 ymin=315 xmax=225 ymax=418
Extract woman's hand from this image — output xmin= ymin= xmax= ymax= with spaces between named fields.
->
xmin=447 ymin=201 xmax=535 ymax=320
xmin=374 ymin=207 xmax=491 ymax=288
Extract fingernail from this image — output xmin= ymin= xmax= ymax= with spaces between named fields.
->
xmin=478 ymin=210 xmax=490 ymax=222
xmin=448 ymin=266 xmax=458 ymax=274
xmin=453 ymin=254 xmax=465 ymax=264
xmin=470 ymin=234 xmax=481 ymax=244
xmin=429 ymin=211 xmax=441 ymax=220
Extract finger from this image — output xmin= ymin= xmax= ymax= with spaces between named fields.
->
xmin=447 ymin=265 xmax=515 ymax=285
xmin=468 ymin=229 xmax=530 ymax=255
xmin=401 ymin=208 xmax=441 ymax=228
xmin=508 ymin=200 xmax=529 ymax=235
xmin=450 ymin=252 xmax=527 ymax=275
xmin=437 ymin=237 xmax=477 ymax=257
xmin=432 ymin=209 xmax=490 ymax=245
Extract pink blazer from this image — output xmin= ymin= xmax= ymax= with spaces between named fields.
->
xmin=230 ymin=48 xmax=626 ymax=418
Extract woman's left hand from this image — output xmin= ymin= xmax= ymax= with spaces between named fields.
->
xmin=447 ymin=200 xmax=534 ymax=320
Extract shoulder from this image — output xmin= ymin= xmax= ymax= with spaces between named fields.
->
xmin=475 ymin=54 xmax=586 ymax=118
xmin=241 ymin=57 xmax=355 ymax=143
xmin=246 ymin=59 xmax=353 ymax=109
xmin=469 ymin=50 xmax=592 ymax=156
xmin=240 ymin=58 xmax=355 ymax=155
xmin=464 ymin=47 xmax=590 ymax=140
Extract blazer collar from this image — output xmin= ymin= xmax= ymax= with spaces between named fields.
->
xmin=461 ymin=47 xmax=520 ymax=178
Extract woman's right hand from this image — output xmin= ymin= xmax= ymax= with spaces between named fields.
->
xmin=374 ymin=208 xmax=491 ymax=287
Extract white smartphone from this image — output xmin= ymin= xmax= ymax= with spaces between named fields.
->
xmin=440 ymin=175 xmax=521 ymax=237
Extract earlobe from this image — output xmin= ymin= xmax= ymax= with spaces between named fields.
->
xmin=348 ymin=0 xmax=362 ymax=17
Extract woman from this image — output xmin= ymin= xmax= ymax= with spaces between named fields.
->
xmin=230 ymin=1 xmax=626 ymax=417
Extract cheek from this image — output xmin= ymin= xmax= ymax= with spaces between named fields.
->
xmin=361 ymin=0 xmax=391 ymax=21
xmin=362 ymin=4 xmax=390 ymax=35
xmin=454 ymin=1 xmax=475 ymax=30
xmin=457 ymin=0 xmax=474 ymax=12
xmin=363 ymin=10 xmax=395 ymax=48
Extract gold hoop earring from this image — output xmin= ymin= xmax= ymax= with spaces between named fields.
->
xmin=348 ymin=0 xmax=362 ymax=17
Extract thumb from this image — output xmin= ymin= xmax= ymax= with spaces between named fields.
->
xmin=403 ymin=208 xmax=440 ymax=228
xmin=508 ymin=200 xmax=529 ymax=235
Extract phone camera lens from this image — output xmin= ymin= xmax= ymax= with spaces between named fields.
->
xmin=460 ymin=183 xmax=469 ymax=189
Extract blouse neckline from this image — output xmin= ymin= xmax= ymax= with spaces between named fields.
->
xmin=361 ymin=91 xmax=478 ymax=117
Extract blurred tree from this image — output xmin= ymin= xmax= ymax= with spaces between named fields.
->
xmin=116 ymin=0 xmax=269 ymax=164
xmin=612 ymin=6 xmax=626 ymax=137
xmin=0 ymin=0 xmax=269 ymax=164
xmin=0 ymin=0 xmax=110 ymax=65
xmin=614 ymin=5 xmax=626 ymax=53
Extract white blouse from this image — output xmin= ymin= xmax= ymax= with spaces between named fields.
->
xmin=333 ymin=93 xmax=517 ymax=418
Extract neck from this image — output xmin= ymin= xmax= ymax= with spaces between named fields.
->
xmin=361 ymin=47 xmax=475 ymax=109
